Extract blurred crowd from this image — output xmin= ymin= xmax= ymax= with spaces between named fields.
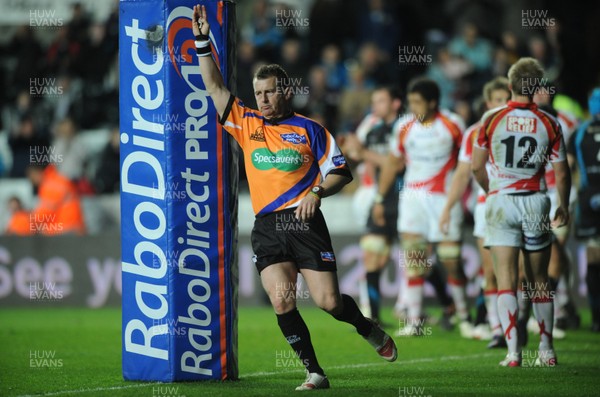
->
xmin=0 ymin=0 xmax=597 ymax=235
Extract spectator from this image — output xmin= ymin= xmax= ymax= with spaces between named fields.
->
xmin=427 ymin=47 xmax=472 ymax=110
xmin=242 ymin=0 xmax=284 ymax=60
xmin=93 ymin=127 xmax=120 ymax=194
xmin=5 ymin=196 xmax=32 ymax=236
xmin=8 ymin=114 xmax=50 ymax=178
xmin=236 ymin=40 xmax=257 ymax=104
xmin=52 ymin=117 xmax=88 ymax=181
xmin=297 ymin=65 xmax=339 ymax=130
xmin=448 ymin=22 xmax=493 ymax=73
xmin=320 ymin=44 xmax=348 ymax=92
xmin=338 ymin=64 xmax=373 ymax=132
xmin=356 ymin=42 xmax=390 ymax=88
xmin=358 ymin=0 xmax=400 ymax=56
xmin=25 ymin=163 xmax=86 ymax=235
xmin=4 ymin=25 xmax=43 ymax=98
xmin=279 ymin=38 xmax=305 ymax=82
xmin=46 ymin=26 xmax=80 ymax=76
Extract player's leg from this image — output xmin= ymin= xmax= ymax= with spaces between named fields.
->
xmin=516 ymin=253 xmax=530 ymax=348
xmin=491 ymin=245 xmax=521 ymax=366
xmin=585 ymin=240 xmax=600 ymax=332
xmin=431 ymin=194 xmax=470 ymax=335
xmin=552 ymin=230 xmax=580 ymax=331
xmin=479 ymin=237 xmax=505 ymax=348
xmin=291 ymin=208 xmax=397 ymax=362
xmin=360 ymin=233 xmax=391 ymax=324
xmin=521 ymin=192 xmax=556 ymax=366
xmin=545 ymin=238 xmax=570 ymax=339
xmin=485 ymin=194 xmax=522 ymax=366
xmin=260 ymin=262 xmax=327 ymax=380
xmin=396 ymin=190 xmax=429 ymax=336
xmin=522 ymin=247 xmax=556 ymax=365
xmin=438 ymin=241 xmax=471 ymax=334
xmin=426 ymin=256 xmax=455 ymax=331
xmin=397 ymin=233 xmax=428 ymax=336
xmin=300 ymin=268 xmax=398 ymax=362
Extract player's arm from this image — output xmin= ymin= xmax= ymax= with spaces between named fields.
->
xmin=371 ymin=153 xmax=404 ymax=226
xmin=360 ymin=149 xmax=389 ymax=167
xmin=321 ymin=173 xmax=352 ymax=198
xmin=294 ymin=173 xmax=351 ymax=222
xmin=192 ymin=4 xmax=230 ymax=117
xmin=343 ymin=133 xmax=388 ymax=167
xmin=551 ymin=159 xmax=571 ymax=228
xmin=439 ymin=161 xmax=471 ymax=233
xmin=472 ymin=147 xmax=489 ymax=194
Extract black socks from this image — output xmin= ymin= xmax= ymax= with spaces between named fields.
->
xmin=276 ymin=308 xmax=324 ymax=375
xmin=332 ymin=294 xmax=373 ymax=337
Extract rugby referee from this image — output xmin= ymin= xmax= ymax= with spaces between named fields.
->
xmin=192 ymin=4 xmax=397 ymax=391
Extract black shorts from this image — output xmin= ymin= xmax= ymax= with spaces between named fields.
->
xmin=365 ymin=192 xmax=398 ymax=240
xmin=251 ymin=208 xmax=337 ymax=274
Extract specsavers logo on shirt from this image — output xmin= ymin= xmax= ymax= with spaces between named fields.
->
xmin=251 ymin=148 xmax=309 ymax=171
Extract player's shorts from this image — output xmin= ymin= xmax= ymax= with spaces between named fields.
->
xmin=251 ymin=208 xmax=337 ymax=274
xmin=484 ymin=192 xmax=552 ymax=251
xmin=473 ymin=201 xmax=486 ymax=239
xmin=398 ymin=189 xmax=462 ymax=242
xmin=365 ymin=190 xmax=399 ymax=240
xmin=575 ymin=188 xmax=600 ymax=241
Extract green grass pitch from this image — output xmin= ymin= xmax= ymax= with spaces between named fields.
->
xmin=1 ymin=306 xmax=599 ymax=396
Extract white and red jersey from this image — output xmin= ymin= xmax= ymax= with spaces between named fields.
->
xmin=544 ymin=110 xmax=578 ymax=189
xmin=458 ymin=120 xmax=488 ymax=203
xmin=390 ymin=110 xmax=464 ymax=193
xmin=475 ymin=101 xmax=566 ymax=196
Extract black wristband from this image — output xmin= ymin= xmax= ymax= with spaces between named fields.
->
xmin=195 ymin=34 xmax=209 ymax=41
xmin=196 ymin=45 xmax=211 ymax=56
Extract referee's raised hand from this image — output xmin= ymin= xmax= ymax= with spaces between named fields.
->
xmin=192 ymin=4 xmax=210 ymax=37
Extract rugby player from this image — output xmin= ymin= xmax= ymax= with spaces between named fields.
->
xmin=472 ymin=57 xmax=570 ymax=367
xmin=373 ymin=78 xmax=467 ymax=336
xmin=439 ymin=77 xmax=510 ymax=347
xmin=567 ymin=88 xmax=600 ymax=332
xmin=343 ymin=86 xmax=403 ymax=325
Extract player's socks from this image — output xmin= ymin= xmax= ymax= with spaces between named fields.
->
xmin=586 ymin=265 xmax=600 ymax=331
xmin=484 ymin=289 xmax=502 ymax=336
xmin=448 ymin=277 xmax=469 ymax=321
xmin=498 ymin=290 xmax=519 ymax=354
xmin=276 ymin=308 xmax=324 ymax=375
xmin=358 ymin=277 xmax=371 ymax=318
xmin=332 ymin=294 xmax=373 ymax=337
xmin=427 ymin=263 xmax=453 ymax=307
xmin=549 ymin=277 xmax=561 ymax=321
xmin=474 ymin=288 xmax=487 ymax=326
xmin=366 ymin=271 xmax=382 ymax=322
xmin=517 ymin=286 xmax=530 ymax=320
xmin=532 ymin=296 xmax=554 ymax=351
xmin=405 ymin=277 xmax=424 ymax=326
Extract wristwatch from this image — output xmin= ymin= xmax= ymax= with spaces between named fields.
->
xmin=373 ymin=193 xmax=384 ymax=204
xmin=311 ymin=185 xmax=324 ymax=199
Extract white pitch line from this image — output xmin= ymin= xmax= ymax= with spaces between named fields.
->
xmin=15 ymin=352 xmax=498 ymax=397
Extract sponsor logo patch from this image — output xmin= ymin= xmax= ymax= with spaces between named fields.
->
xmin=320 ymin=251 xmax=336 ymax=262
xmin=250 ymin=126 xmax=266 ymax=142
xmin=507 ymin=116 xmax=537 ymax=133
xmin=280 ymin=132 xmax=307 ymax=145
xmin=332 ymin=154 xmax=346 ymax=167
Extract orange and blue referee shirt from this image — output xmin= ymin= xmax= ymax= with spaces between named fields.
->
xmin=219 ymin=95 xmax=352 ymax=215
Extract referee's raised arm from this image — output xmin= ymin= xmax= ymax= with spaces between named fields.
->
xmin=192 ymin=4 xmax=230 ymax=118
